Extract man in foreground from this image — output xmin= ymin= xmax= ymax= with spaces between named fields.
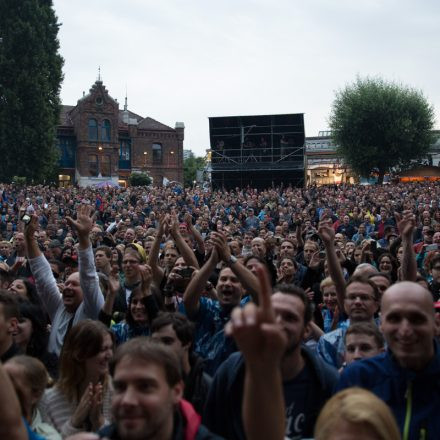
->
xmin=337 ymin=281 xmax=440 ymax=439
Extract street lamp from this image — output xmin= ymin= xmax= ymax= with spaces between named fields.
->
xmin=143 ymin=151 xmax=147 ymax=170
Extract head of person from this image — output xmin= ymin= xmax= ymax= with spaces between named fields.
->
xmin=352 ymin=263 xmax=378 ymax=278
xmin=0 ymin=240 xmax=11 ymax=258
xmin=14 ymin=300 xmax=48 ymax=357
xmin=344 ymin=322 xmax=385 ymax=365
xmin=279 ymin=239 xmax=297 ymax=259
xmin=272 ymin=284 xmax=312 ymax=356
xmin=110 ymin=338 xmax=184 ymax=440
xmin=368 ymin=272 xmax=391 ymax=299
xmin=278 ymin=257 xmax=297 ymax=280
xmin=314 ymin=388 xmax=401 ymax=440
xmin=377 ymin=253 xmax=396 ymax=276
xmin=244 ymin=255 xmax=269 ymax=278
xmin=14 ymin=232 xmax=26 ymax=254
xmin=216 ymin=267 xmax=244 ymax=310
xmin=95 ymin=245 xmax=112 ymax=271
xmin=303 ymin=240 xmax=319 ymax=264
xmin=251 ymin=237 xmax=267 ymax=258
xmin=62 ymin=271 xmax=84 ymax=313
xmin=429 ymin=255 xmax=440 ymax=283
xmin=352 ymin=246 xmax=363 ymax=265
xmin=381 ymin=282 xmax=436 ymax=371
xmin=229 ymin=239 xmax=242 ymax=257
xmin=126 ymin=287 xmax=151 ymax=327
xmin=163 ymin=245 xmax=179 ymax=269
xmin=344 ymin=276 xmax=380 ymax=322
xmin=58 ymin=320 xmax=114 ymax=402
xmin=4 ymin=355 xmax=49 ymax=423
xmin=123 ymin=244 xmax=146 ymax=282
xmin=151 ymin=312 xmax=195 ymax=361
xmin=0 ymin=289 xmax=20 ymax=353
xmin=8 ymin=277 xmax=40 ymax=305
xmin=124 ymin=228 xmax=136 ymax=244
xmin=320 ymin=277 xmax=337 ymax=311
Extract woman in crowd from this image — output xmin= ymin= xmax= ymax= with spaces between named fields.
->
xmin=4 ymin=355 xmax=61 ymax=440
xmin=314 ymin=387 xmax=400 ymax=440
xmin=39 ymin=320 xmax=114 ymax=438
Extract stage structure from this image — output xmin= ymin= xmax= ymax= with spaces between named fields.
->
xmin=209 ymin=114 xmax=305 ymax=189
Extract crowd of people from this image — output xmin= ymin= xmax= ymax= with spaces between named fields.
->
xmin=0 ymin=180 xmax=440 ymax=440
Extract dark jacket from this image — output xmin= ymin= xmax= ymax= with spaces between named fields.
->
xmin=98 ymin=400 xmax=223 ymax=440
xmin=336 ymin=341 xmax=440 ymax=440
xmin=203 ymin=346 xmax=338 ymax=440
xmin=185 ymin=354 xmax=212 ymax=415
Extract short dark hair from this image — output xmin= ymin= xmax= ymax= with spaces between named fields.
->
xmin=346 ymin=275 xmax=380 ymax=301
xmin=273 ymin=283 xmax=312 ymax=324
xmin=151 ymin=312 xmax=195 ymax=349
xmin=345 ymin=322 xmax=384 ymax=349
xmin=95 ymin=245 xmax=112 ymax=259
xmin=110 ymin=338 xmax=182 ymax=387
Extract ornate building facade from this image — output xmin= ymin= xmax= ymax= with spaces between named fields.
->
xmin=57 ymin=79 xmax=184 ymax=187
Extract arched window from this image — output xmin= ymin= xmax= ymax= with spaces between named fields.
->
xmin=88 ymin=118 xmax=98 ymax=141
xmin=101 ymin=155 xmax=111 ymax=177
xmin=88 ymin=154 xmax=98 ymax=176
xmin=101 ymin=119 xmax=111 ymax=142
xmin=152 ymin=143 xmax=162 ymax=164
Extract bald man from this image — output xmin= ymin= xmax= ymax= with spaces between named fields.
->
xmin=336 ymin=281 xmax=440 ymax=439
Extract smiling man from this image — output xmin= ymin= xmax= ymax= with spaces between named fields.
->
xmin=25 ymin=206 xmax=104 ymax=356
xmin=337 ymin=282 xmax=440 ymax=439
xmin=98 ymin=338 xmax=222 ymax=440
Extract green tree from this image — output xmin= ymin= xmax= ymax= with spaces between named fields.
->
xmin=329 ymin=77 xmax=435 ymax=183
xmin=184 ymin=152 xmax=205 ymax=187
xmin=129 ymin=171 xmax=152 ymax=187
xmin=0 ymin=0 xmax=64 ymax=183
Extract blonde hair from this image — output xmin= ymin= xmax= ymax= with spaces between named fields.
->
xmin=314 ymin=388 xmax=400 ymax=440
xmin=320 ymin=276 xmax=335 ymax=291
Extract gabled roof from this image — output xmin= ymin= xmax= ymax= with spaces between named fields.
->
xmin=59 ymin=105 xmax=75 ymax=125
xmin=118 ymin=109 xmax=144 ymax=124
xmin=137 ymin=117 xmax=174 ymax=131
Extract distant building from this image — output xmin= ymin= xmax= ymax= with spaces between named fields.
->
xmin=57 ymin=79 xmax=184 ymax=187
xmin=183 ymin=149 xmax=193 ymax=160
xmin=305 ymin=130 xmax=440 ymax=186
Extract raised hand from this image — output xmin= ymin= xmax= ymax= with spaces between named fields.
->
xmin=225 ymin=264 xmax=287 ymax=368
xmin=395 ymin=210 xmax=416 ymax=239
xmin=210 ymin=231 xmax=230 ymax=262
xmin=318 ymin=215 xmax=335 ymax=245
xmin=24 ymin=214 xmax=39 ymax=240
xmin=66 ymin=204 xmax=94 ymax=241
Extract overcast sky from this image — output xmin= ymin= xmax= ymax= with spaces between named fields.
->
xmin=53 ymin=0 xmax=440 ymax=156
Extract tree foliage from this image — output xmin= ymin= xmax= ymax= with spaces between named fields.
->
xmin=183 ymin=152 xmax=205 ymax=187
xmin=0 ymin=0 xmax=64 ymax=183
xmin=329 ymin=77 xmax=435 ymax=183
xmin=129 ymin=172 xmax=152 ymax=187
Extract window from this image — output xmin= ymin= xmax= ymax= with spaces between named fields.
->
xmin=88 ymin=119 xmax=98 ymax=141
xmin=152 ymin=143 xmax=162 ymax=164
xmin=101 ymin=119 xmax=111 ymax=142
xmin=101 ymin=155 xmax=111 ymax=177
xmin=89 ymin=154 xmax=98 ymax=176
xmin=119 ymin=140 xmax=131 ymax=161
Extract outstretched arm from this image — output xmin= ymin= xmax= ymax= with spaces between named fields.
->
xmin=226 ymin=265 xmax=286 ymax=440
xmin=147 ymin=215 xmax=166 ymax=287
xmin=211 ymin=231 xmax=260 ymax=302
xmin=66 ymin=205 xmax=104 ymax=318
xmin=185 ymin=212 xmax=205 ymax=256
xmin=183 ymin=249 xmax=218 ymax=318
xmin=396 ymin=210 xmax=417 ymax=282
xmin=170 ymin=215 xmax=200 ymax=269
xmin=319 ymin=216 xmax=346 ymax=312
